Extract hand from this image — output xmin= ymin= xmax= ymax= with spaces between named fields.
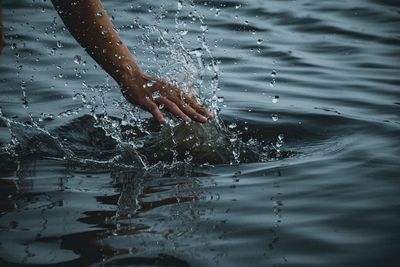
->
xmin=120 ymin=72 xmax=214 ymax=124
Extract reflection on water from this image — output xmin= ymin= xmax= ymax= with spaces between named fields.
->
xmin=0 ymin=159 xmax=289 ymax=266
xmin=1 ymin=0 xmax=400 ymax=266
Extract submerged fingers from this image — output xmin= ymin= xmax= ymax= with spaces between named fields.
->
xmin=184 ymin=95 xmax=214 ymax=119
xmin=176 ymin=100 xmax=208 ymax=123
xmin=156 ymin=95 xmax=208 ymax=123
xmin=151 ymin=83 xmax=214 ymax=123
xmin=140 ymin=98 xmax=166 ymax=124
xmin=177 ymin=93 xmax=213 ymax=121
xmin=155 ymin=97 xmax=191 ymax=122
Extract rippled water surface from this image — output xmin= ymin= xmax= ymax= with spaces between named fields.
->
xmin=1 ymin=0 xmax=400 ymax=266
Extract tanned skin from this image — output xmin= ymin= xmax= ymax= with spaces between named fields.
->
xmin=1 ymin=0 xmax=213 ymax=123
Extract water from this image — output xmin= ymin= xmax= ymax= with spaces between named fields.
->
xmin=1 ymin=0 xmax=400 ymax=266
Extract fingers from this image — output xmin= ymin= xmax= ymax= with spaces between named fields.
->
xmin=184 ymin=95 xmax=214 ymax=119
xmin=173 ymin=99 xmax=209 ymax=123
xmin=138 ymin=79 xmax=214 ymax=124
xmin=141 ymin=98 xmax=166 ymax=124
xmin=168 ymin=92 xmax=212 ymax=123
xmin=155 ymin=97 xmax=191 ymax=123
xmin=154 ymin=95 xmax=210 ymax=123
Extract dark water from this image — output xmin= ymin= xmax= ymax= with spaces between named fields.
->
xmin=1 ymin=0 xmax=400 ymax=266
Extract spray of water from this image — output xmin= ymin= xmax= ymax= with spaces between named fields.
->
xmin=0 ymin=1 xmax=289 ymax=170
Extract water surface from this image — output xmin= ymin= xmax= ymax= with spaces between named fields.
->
xmin=0 ymin=0 xmax=399 ymax=266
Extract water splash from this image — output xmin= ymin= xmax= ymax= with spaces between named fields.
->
xmin=0 ymin=110 xmax=292 ymax=171
xmin=0 ymin=1 xmax=291 ymax=170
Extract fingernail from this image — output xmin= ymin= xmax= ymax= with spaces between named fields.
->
xmin=185 ymin=116 xmax=192 ymax=122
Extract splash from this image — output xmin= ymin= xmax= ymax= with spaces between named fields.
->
xmin=0 ymin=1 xmax=290 ymax=171
xmin=0 ymin=111 xmax=291 ymax=170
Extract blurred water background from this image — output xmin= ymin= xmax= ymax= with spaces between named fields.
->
xmin=0 ymin=0 xmax=399 ymax=266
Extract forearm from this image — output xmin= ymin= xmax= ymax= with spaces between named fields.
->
xmin=51 ymin=0 xmax=212 ymax=123
xmin=51 ymin=0 xmax=141 ymax=84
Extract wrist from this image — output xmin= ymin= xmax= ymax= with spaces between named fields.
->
xmin=114 ymin=60 xmax=145 ymax=87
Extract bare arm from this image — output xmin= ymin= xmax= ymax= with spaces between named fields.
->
xmin=0 ymin=1 xmax=4 ymax=54
xmin=51 ymin=0 xmax=213 ymax=124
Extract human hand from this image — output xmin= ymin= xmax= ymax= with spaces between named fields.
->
xmin=51 ymin=0 xmax=213 ymax=124
xmin=120 ymin=72 xmax=214 ymax=124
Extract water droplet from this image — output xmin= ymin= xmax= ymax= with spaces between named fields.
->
xmin=146 ymin=81 xmax=155 ymax=88
xmin=257 ymin=39 xmax=263 ymax=45
xmin=276 ymin=141 xmax=283 ymax=149
xmin=272 ymin=96 xmax=279 ymax=103
xmin=11 ymin=43 xmax=17 ymax=50
xmin=232 ymin=149 xmax=240 ymax=162
xmin=82 ymin=81 xmax=89 ymax=89
xmin=272 ymin=114 xmax=279 ymax=121
xmin=177 ymin=0 xmax=183 ymax=10
xmin=269 ymin=70 xmax=277 ymax=87
xmin=189 ymin=48 xmax=202 ymax=58
xmin=244 ymin=20 xmax=249 ymax=25
xmin=217 ymin=96 xmax=225 ymax=103
xmin=135 ymin=140 xmax=144 ymax=148
xmin=179 ymin=30 xmax=188 ymax=36
xmin=56 ymin=41 xmax=63 ymax=48
xmin=200 ymin=24 xmax=208 ymax=32
xmin=228 ymin=123 xmax=237 ymax=129
xmin=73 ymin=55 xmax=82 ymax=65
xmin=152 ymin=91 xmax=160 ymax=99
xmin=184 ymin=151 xmax=193 ymax=163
